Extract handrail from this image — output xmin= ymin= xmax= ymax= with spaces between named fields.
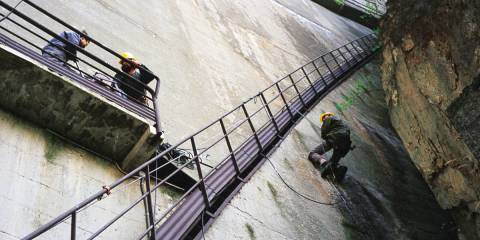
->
xmin=0 ymin=0 xmax=161 ymax=131
xmin=23 ymin=33 xmax=378 ymax=239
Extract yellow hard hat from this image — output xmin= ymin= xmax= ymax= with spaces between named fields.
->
xmin=118 ymin=52 xmax=135 ymax=64
xmin=320 ymin=112 xmax=334 ymax=122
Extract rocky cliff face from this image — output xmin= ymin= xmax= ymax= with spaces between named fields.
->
xmin=380 ymin=0 xmax=480 ymax=239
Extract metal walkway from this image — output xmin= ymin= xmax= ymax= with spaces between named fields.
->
xmin=23 ymin=34 xmax=379 ymax=240
xmin=0 ymin=0 xmax=161 ymax=130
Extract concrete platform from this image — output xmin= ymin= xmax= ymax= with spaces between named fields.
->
xmin=0 ymin=44 xmax=159 ymax=170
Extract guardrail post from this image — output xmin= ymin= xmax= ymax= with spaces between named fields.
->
xmin=153 ymin=78 xmax=162 ymax=134
xmin=71 ymin=211 xmax=76 ymax=240
xmin=344 ymin=44 xmax=358 ymax=62
xmin=312 ymin=60 xmax=328 ymax=87
xmin=275 ymin=82 xmax=294 ymax=118
xmin=358 ymin=38 xmax=371 ymax=54
xmin=259 ymin=92 xmax=280 ymax=133
xmin=337 ymin=49 xmax=352 ymax=68
xmin=330 ymin=51 xmax=345 ymax=72
xmin=349 ymin=42 xmax=363 ymax=59
xmin=321 ymin=55 xmax=336 ymax=80
xmin=288 ymin=75 xmax=307 ymax=108
xmin=301 ymin=66 xmax=318 ymax=94
xmin=360 ymin=37 xmax=373 ymax=52
xmin=144 ymin=167 xmax=157 ymax=240
xmin=241 ymin=104 xmax=263 ymax=151
xmin=219 ymin=119 xmax=241 ymax=176
xmin=191 ymin=137 xmax=210 ymax=208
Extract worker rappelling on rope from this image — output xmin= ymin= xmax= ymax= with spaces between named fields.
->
xmin=308 ymin=112 xmax=353 ymax=182
xmin=113 ymin=52 xmax=156 ymax=105
xmin=41 ymin=30 xmax=90 ymax=67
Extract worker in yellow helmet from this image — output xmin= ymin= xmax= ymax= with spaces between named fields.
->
xmin=308 ymin=112 xmax=352 ymax=182
xmin=113 ymin=52 xmax=156 ymax=105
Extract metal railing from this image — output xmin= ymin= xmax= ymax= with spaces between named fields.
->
xmin=22 ymin=32 xmax=378 ymax=240
xmin=0 ymin=0 xmax=162 ymax=133
xmin=345 ymin=0 xmax=386 ymax=18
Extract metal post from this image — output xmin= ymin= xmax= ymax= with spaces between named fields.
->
xmin=288 ymin=75 xmax=307 ymax=108
xmin=259 ymin=92 xmax=280 ymax=133
xmin=241 ymin=105 xmax=263 ymax=151
xmin=191 ymin=137 xmax=210 ymax=208
xmin=312 ymin=60 xmax=328 ymax=87
xmin=321 ymin=55 xmax=336 ymax=79
xmin=71 ymin=211 xmax=76 ymax=240
xmin=153 ymin=78 xmax=162 ymax=134
xmin=330 ymin=51 xmax=344 ymax=72
xmin=219 ymin=119 xmax=241 ymax=176
xmin=275 ymin=82 xmax=294 ymax=118
xmin=360 ymin=37 xmax=372 ymax=53
xmin=337 ymin=49 xmax=352 ymax=68
xmin=301 ymin=66 xmax=318 ymax=94
xmin=344 ymin=44 xmax=358 ymax=62
xmin=357 ymin=38 xmax=369 ymax=55
xmin=348 ymin=42 xmax=363 ymax=60
xmin=144 ymin=168 xmax=157 ymax=240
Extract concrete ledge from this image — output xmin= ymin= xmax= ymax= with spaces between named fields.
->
xmin=0 ymin=44 xmax=159 ymax=169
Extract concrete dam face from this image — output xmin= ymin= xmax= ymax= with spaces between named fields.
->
xmin=0 ymin=0 xmax=470 ymax=239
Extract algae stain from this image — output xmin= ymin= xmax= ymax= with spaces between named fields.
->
xmin=43 ymin=131 xmax=64 ymax=162
xmin=267 ymin=181 xmax=278 ymax=201
xmin=291 ymin=129 xmax=309 ymax=152
xmin=245 ymin=223 xmax=256 ymax=240
xmin=283 ymin=158 xmax=294 ymax=171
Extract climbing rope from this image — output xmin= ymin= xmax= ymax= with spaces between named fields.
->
xmin=262 ymin=153 xmax=338 ymax=206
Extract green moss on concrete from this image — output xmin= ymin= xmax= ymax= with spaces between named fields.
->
xmin=245 ymin=223 xmax=256 ymax=240
xmin=283 ymin=158 xmax=294 ymax=171
xmin=267 ymin=181 xmax=278 ymax=201
xmin=43 ymin=131 xmax=64 ymax=162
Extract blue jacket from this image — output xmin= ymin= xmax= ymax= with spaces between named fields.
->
xmin=42 ymin=31 xmax=81 ymax=62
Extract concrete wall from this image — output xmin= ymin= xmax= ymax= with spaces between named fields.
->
xmin=0 ymin=108 xmax=180 ymax=240
xmin=205 ymin=61 xmax=457 ymax=240
xmin=1 ymin=0 xmax=371 ymax=142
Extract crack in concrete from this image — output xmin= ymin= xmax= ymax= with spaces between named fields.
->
xmin=0 ymin=230 xmax=21 ymax=240
xmin=230 ymin=204 xmax=294 ymax=239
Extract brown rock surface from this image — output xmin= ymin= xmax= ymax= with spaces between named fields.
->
xmin=380 ymin=0 xmax=480 ymax=239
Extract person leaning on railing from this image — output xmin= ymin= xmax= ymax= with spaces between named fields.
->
xmin=113 ymin=52 xmax=156 ymax=105
xmin=41 ymin=30 xmax=91 ymax=67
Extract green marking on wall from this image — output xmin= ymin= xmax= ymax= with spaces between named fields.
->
xmin=245 ymin=223 xmax=256 ymax=240
xmin=267 ymin=181 xmax=278 ymax=201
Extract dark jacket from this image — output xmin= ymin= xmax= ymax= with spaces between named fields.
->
xmin=321 ymin=115 xmax=351 ymax=149
xmin=42 ymin=31 xmax=81 ymax=62
xmin=114 ymin=64 xmax=155 ymax=102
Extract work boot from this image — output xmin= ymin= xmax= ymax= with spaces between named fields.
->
xmin=332 ymin=165 xmax=348 ymax=182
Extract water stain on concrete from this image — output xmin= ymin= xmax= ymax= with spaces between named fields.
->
xmin=245 ymin=223 xmax=256 ymax=240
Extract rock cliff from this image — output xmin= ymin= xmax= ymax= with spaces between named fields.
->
xmin=380 ymin=0 xmax=480 ymax=238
